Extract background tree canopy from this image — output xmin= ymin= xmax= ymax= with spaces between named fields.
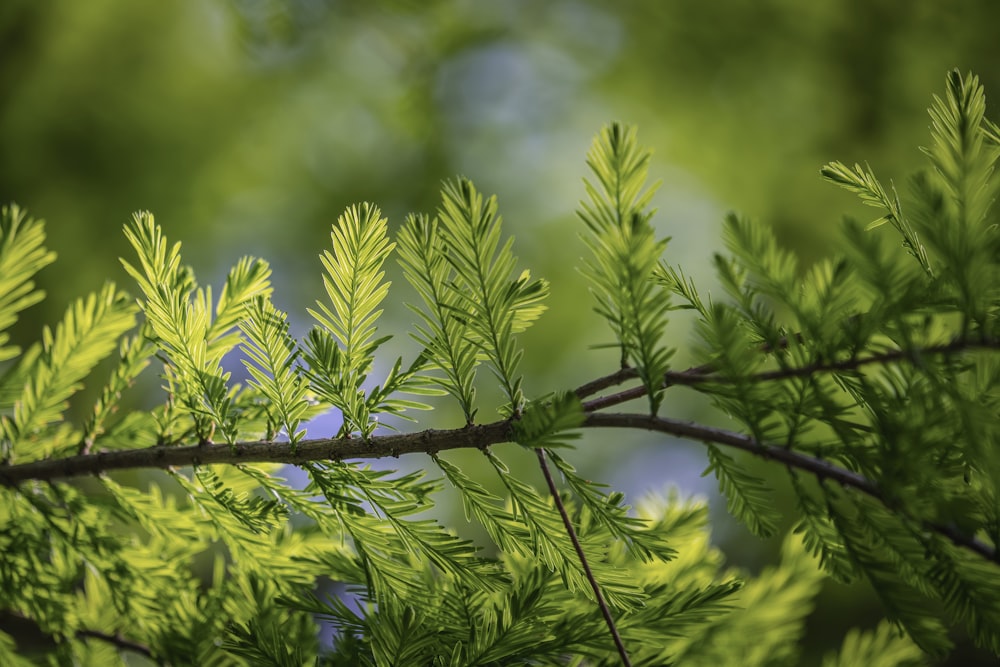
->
xmin=3 ymin=1 xmax=1000 ymax=663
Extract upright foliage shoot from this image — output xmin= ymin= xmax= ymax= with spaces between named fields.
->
xmin=1 ymin=70 xmax=999 ymax=664
xmin=580 ymin=123 xmax=674 ymax=414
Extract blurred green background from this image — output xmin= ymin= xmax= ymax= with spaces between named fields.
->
xmin=3 ymin=0 xmax=999 ymax=663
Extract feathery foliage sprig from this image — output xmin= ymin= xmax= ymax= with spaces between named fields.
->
xmin=2 ymin=70 xmax=1000 ymax=664
xmin=0 ymin=205 xmax=57 ymax=364
xmin=1 ymin=282 xmax=136 ymax=460
xmin=397 ymin=212 xmax=480 ymax=423
xmin=121 ymin=212 xmax=272 ymax=444
xmin=434 ymin=177 xmax=548 ymax=416
xmin=303 ymin=203 xmax=395 ymax=438
xmin=304 ymin=203 xmax=439 ymax=439
xmin=240 ymin=296 xmax=312 ymax=446
xmin=580 ymin=123 xmax=674 ymax=414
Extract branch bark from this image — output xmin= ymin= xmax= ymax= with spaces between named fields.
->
xmin=584 ymin=412 xmax=998 ymax=564
xmin=578 ymin=338 xmax=1000 ymax=411
xmin=1 ymin=407 xmax=995 ymax=564
xmin=0 ymin=422 xmax=512 ymax=486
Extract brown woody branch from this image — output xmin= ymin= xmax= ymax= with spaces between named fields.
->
xmin=2 ymin=337 xmax=998 ymax=565
xmin=1 ymin=407 xmax=995 ymax=563
xmin=578 ymin=338 xmax=1000 ymax=412
xmin=0 ymin=611 xmax=157 ymax=662
xmin=76 ymin=628 xmax=156 ymax=661
xmin=584 ymin=412 xmax=998 ymax=563
xmin=0 ymin=421 xmax=513 ymax=486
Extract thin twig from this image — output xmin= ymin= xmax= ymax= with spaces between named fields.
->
xmin=577 ymin=338 xmax=1000 ymax=412
xmin=534 ymin=448 xmax=632 ymax=666
xmin=76 ymin=628 xmax=157 ymax=660
xmin=584 ymin=412 xmax=879 ymax=494
xmin=574 ymin=367 xmax=642 ymax=400
xmin=585 ymin=412 xmax=998 ymax=563
xmin=1 ymin=611 xmax=157 ymax=661
xmin=725 ymin=338 xmax=997 ymax=384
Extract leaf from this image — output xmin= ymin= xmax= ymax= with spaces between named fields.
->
xmin=547 ymin=449 xmax=676 ymax=562
xmin=702 ymin=445 xmax=780 ymax=537
xmin=397 ymin=212 xmax=480 ymax=422
xmin=223 ymin=620 xmax=309 ymax=667
xmin=0 ymin=204 xmax=57 ymax=363
xmin=578 ymin=122 xmax=673 ymax=413
xmin=821 ymin=161 xmax=932 ymax=275
xmin=80 ymin=327 xmax=158 ymax=451
xmin=922 ymin=70 xmax=997 ymax=218
xmin=435 ymin=455 xmax=532 ymax=556
xmin=310 ymin=461 xmax=506 ymax=597
xmin=676 ymin=534 xmax=823 ymax=667
xmin=362 ymin=354 xmax=441 ymax=428
xmin=308 ymin=203 xmax=393 ymax=375
xmin=240 ymin=296 xmax=312 ymax=446
xmin=436 ymin=177 xmax=549 ymax=414
xmin=122 ymin=212 xmax=271 ymax=443
xmin=486 ymin=450 xmax=646 ymax=610
xmin=304 ymin=203 xmax=395 ymax=437
xmin=829 ymin=491 xmax=953 ymax=657
xmin=790 ymin=477 xmax=856 ymax=583
xmin=1 ymin=282 xmax=137 ymax=459
xmin=512 ymin=391 xmax=584 ymax=450
xmin=822 ymin=621 xmax=925 ymax=667
xmin=925 ymin=540 xmax=1000 ymax=654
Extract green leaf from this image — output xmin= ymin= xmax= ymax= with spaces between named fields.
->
xmin=397 ymin=212 xmax=480 ymax=422
xmin=436 ymin=177 xmax=549 ymax=414
xmin=790 ymin=477 xmax=857 ymax=584
xmin=240 ymin=296 xmax=312 ymax=446
xmin=821 ymin=161 xmax=932 ymax=275
xmin=922 ymin=70 xmax=998 ymax=223
xmin=80 ymin=327 xmax=158 ymax=451
xmin=702 ymin=445 xmax=780 ymax=537
xmin=362 ymin=354 xmax=441 ymax=429
xmin=309 ymin=461 xmax=506 ymax=597
xmin=578 ymin=122 xmax=673 ymax=413
xmin=547 ymin=449 xmax=676 ymax=562
xmin=829 ymin=491 xmax=953 ymax=657
xmin=0 ymin=204 xmax=57 ymax=363
xmin=675 ymin=535 xmax=823 ymax=667
xmin=122 ymin=212 xmax=271 ymax=443
xmin=435 ymin=455 xmax=532 ymax=556
xmin=1 ymin=282 xmax=136 ymax=459
xmin=304 ymin=203 xmax=394 ymax=437
xmin=308 ymin=203 xmax=393 ymax=373
xmin=822 ymin=621 xmax=925 ymax=667
xmin=223 ymin=619 xmax=310 ymax=667
xmin=486 ymin=450 xmax=646 ymax=610
xmin=210 ymin=256 xmax=274 ymax=345
xmin=926 ymin=540 xmax=1000 ymax=654
xmin=512 ymin=391 xmax=584 ymax=450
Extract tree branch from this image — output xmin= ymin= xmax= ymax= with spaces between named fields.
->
xmin=0 ymin=611 xmax=156 ymax=662
xmin=584 ymin=411 xmax=998 ymax=563
xmin=584 ymin=412 xmax=880 ymax=493
xmin=575 ymin=367 xmax=643 ymax=400
xmin=535 ymin=448 xmax=632 ymax=666
xmin=1 ymin=382 xmax=996 ymax=565
xmin=578 ymin=338 xmax=1000 ymax=412
xmin=76 ymin=628 xmax=156 ymax=660
xmin=0 ymin=422 xmax=513 ymax=486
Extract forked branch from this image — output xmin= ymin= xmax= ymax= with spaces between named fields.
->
xmin=1 ymin=394 xmax=995 ymax=563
